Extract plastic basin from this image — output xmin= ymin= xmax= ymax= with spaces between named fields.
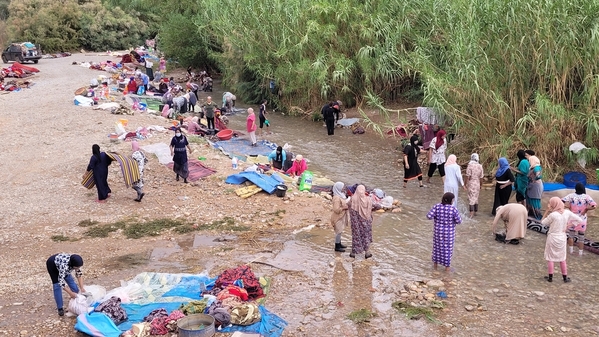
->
xmin=216 ymin=129 xmax=233 ymax=141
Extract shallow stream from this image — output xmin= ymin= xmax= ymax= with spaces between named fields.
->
xmin=221 ymin=104 xmax=599 ymax=336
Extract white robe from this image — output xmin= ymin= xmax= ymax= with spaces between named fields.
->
xmin=443 ymin=164 xmax=464 ymax=208
xmin=542 ymin=210 xmax=582 ymax=262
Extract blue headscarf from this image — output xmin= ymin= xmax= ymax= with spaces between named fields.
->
xmin=496 ymin=157 xmax=510 ymax=177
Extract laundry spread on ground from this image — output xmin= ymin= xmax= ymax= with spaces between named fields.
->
xmin=73 ymin=270 xmax=286 ymax=337
xmin=167 ymin=158 xmax=216 ymax=182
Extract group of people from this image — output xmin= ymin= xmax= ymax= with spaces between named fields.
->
xmin=403 ymin=132 xmax=485 ymax=218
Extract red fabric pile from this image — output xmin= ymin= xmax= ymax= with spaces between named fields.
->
xmin=215 ymin=265 xmax=264 ymax=300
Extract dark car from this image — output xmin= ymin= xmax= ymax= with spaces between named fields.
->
xmin=2 ymin=42 xmax=42 ymax=64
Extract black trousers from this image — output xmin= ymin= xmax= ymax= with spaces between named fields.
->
xmin=207 ymin=117 xmax=215 ymax=130
xmin=325 ymin=118 xmax=335 ymax=135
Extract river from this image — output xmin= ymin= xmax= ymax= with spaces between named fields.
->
xmin=215 ymin=91 xmax=599 ymax=336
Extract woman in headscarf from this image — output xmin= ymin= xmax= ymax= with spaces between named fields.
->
xmin=426 ymin=129 xmax=447 ymax=184
xmin=427 ymin=192 xmax=462 ymax=271
xmin=331 ymin=182 xmax=350 ymax=252
xmin=86 ymin=144 xmax=113 ymax=203
xmin=347 ymin=185 xmax=373 ymax=259
xmin=465 ymin=153 xmax=484 ymax=217
xmin=131 ymin=141 xmax=147 ymax=202
xmin=286 ymin=154 xmax=307 ymax=177
xmin=492 ymin=203 xmax=527 ymax=244
xmin=443 ymin=154 xmax=465 ymax=208
xmin=46 ymin=253 xmax=86 ymax=316
xmin=492 ymin=157 xmax=515 ymax=215
xmin=126 ymin=76 xmax=137 ymax=94
xmin=511 ymin=150 xmax=530 ymax=206
xmin=267 ymin=146 xmax=287 ymax=170
xmin=562 ymin=183 xmax=597 ymax=256
xmin=541 ymin=197 xmax=582 ymax=283
xmin=170 ymin=127 xmax=192 ymax=183
xmin=403 ymin=134 xmax=424 ymax=188
xmin=526 ymin=155 xmax=543 ymax=219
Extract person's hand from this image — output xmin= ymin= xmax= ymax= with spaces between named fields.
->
xmin=405 ymin=164 xmax=409 ymax=170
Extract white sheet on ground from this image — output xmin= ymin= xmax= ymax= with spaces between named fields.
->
xmin=336 ymin=118 xmax=359 ymax=127
xmin=142 ymin=142 xmax=173 ymax=165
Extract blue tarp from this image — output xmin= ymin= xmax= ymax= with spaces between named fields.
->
xmin=220 ymin=305 xmax=288 ymax=337
xmin=75 ymin=312 xmax=121 ymax=337
xmin=543 ymin=182 xmax=599 ymax=192
xmin=213 ymin=138 xmax=277 ymax=158
xmin=225 ymin=171 xmax=285 ymax=194
xmin=162 ymin=275 xmax=217 ymax=300
xmin=119 ymin=302 xmax=185 ymax=331
xmin=75 ymin=272 xmax=287 ymax=337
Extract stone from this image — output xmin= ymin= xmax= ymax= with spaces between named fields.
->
xmin=533 ymin=291 xmax=544 ymax=297
xmin=465 ymin=305 xmax=475 ymax=311
xmin=426 ymin=279 xmax=445 ymax=288
xmin=560 ymin=327 xmax=571 ymax=332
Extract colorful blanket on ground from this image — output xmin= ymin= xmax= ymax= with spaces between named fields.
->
xmin=166 ymin=158 xmax=216 ymax=182
xmin=74 ymin=272 xmax=286 ymax=337
xmin=527 ymin=217 xmax=599 ymax=255
xmin=81 ymin=152 xmax=140 ymax=189
xmin=212 ymin=138 xmax=277 ymax=159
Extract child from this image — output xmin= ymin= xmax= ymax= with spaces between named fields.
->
xmin=541 ymin=197 xmax=582 ymax=283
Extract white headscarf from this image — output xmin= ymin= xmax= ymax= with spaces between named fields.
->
xmin=470 ymin=153 xmax=479 ymax=164
xmin=332 ymin=182 xmax=347 ymax=199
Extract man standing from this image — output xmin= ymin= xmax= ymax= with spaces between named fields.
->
xmin=321 ymin=101 xmax=337 ymax=135
xmin=202 ymin=96 xmax=219 ymax=130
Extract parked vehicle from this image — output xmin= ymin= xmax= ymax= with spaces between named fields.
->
xmin=2 ymin=42 xmax=42 ymax=64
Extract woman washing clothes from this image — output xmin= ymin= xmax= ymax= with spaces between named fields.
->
xmin=170 ymin=127 xmax=192 ymax=183
xmin=268 ymin=146 xmax=287 ymax=170
xmin=86 ymin=144 xmax=112 ymax=203
xmin=403 ymin=134 xmax=424 ymax=188
xmin=492 ymin=157 xmax=515 ymax=215
xmin=46 ymin=253 xmax=86 ymax=316
xmin=286 ymin=154 xmax=307 ymax=178
xmin=331 ymin=182 xmax=350 ymax=252
xmin=348 ymin=185 xmax=373 ymax=259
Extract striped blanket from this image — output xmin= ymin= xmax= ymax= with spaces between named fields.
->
xmin=81 ymin=152 xmax=140 ymax=189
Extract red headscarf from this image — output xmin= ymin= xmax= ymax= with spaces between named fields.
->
xmin=435 ymin=130 xmax=446 ymax=150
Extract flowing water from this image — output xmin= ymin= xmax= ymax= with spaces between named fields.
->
xmin=219 ymin=102 xmax=599 ymax=336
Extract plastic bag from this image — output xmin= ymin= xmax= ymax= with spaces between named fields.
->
xmin=84 ymin=285 xmax=106 ymax=304
xmin=68 ymin=294 xmax=89 ymax=316
xmin=299 ymin=171 xmax=313 ymax=191
xmin=115 ymin=122 xmax=126 ymax=136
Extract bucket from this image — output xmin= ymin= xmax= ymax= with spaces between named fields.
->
xmin=119 ymin=119 xmax=128 ymax=127
xmin=563 ymin=171 xmax=587 ymax=188
xmin=275 ymin=184 xmax=288 ymax=197
xmin=177 ymin=314 xmax=215 ymax=337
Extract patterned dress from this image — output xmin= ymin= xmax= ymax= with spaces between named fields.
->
xmin=466 ymin=161 xmax=484 ymax=206
xmin=562 ymin=193 xmax=597 ymax=232
xmin=427 ymin=203 xmax=462 ymax=267
xmin=132 ymin=150 xmax=147 ymax=189
xmin=349 ymin=208 xmax=373 ymax=254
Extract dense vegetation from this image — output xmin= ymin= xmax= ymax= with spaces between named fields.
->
xmin=3 ymin=0 xmax=599 ymax=173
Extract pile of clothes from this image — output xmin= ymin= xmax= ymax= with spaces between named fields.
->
xmin=1 ymin=62 xmax=39 ymax=78
xmin=0 ymin=79 xmax=34 ymax=92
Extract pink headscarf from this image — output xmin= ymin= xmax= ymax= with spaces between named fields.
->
xmin=445 ymin=154 xmax=457 ymax=166
xmin=549 ymin=197 xmax=564 ymax=214
xmin=132 ymin=141 xmax=140 ymax=152
xmin=350 ymin=185 xmax=372 ymax=220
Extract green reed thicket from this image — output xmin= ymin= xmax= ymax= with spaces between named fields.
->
xmin=199 ymin=0 xmax=599 ymax=175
